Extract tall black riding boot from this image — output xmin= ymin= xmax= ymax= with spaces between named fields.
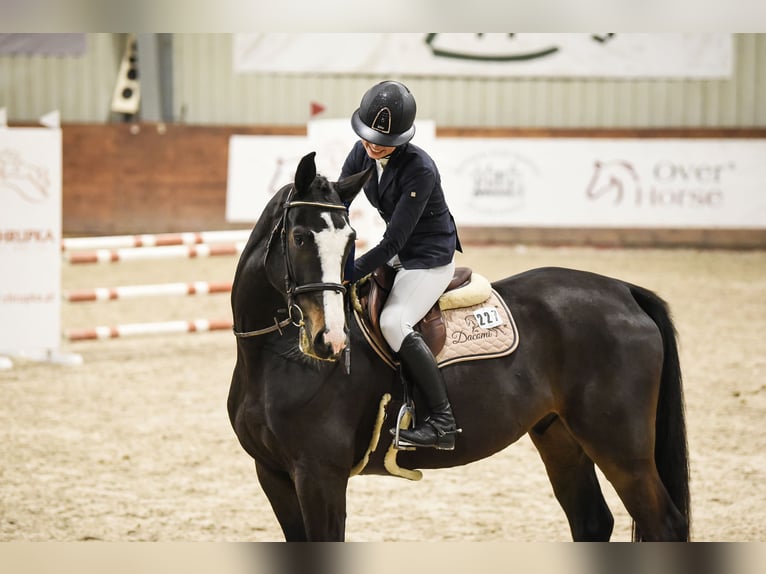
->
xmin=394 ymin=331 xmax=458 ymax=450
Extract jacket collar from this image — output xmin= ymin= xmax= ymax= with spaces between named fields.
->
xmin=376 ymin=144 xmax=406 ymax=194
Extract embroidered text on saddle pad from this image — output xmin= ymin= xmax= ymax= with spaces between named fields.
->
xmin=435 ymin=289 xmax=518 ymax=367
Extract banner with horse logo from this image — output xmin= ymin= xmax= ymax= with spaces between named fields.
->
xmin=227 ymin=130 xmax=766 ymax=231
xmin=0 ymin=125 xmax=62 ymax=352
xmin=431 ymin=138 xmax=766 ymax=229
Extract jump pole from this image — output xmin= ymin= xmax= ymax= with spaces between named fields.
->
xmin=61 ymin=230 xmax=252 ymax=251
xmin=64 ymin=242 xmax=246 ymax=265
xmin=66 ymin=318 xmax=234 ymax=342
xmin=64 ymin=281 xmax=233 ymax=303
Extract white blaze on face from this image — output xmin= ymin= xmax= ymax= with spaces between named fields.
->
xmin=312 ymin=212 xmax=352 ymax=354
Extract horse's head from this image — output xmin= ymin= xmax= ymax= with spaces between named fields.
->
xmin=273 ymin=152 xmax=373 ymax=362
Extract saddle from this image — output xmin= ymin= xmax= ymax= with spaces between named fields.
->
xmin=354 ymin=265 xmax=473 ymax=357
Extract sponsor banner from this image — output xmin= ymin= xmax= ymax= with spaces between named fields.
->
xmin=234 ymin=33 xmax=732 ymax=79
xmin=226 ymin=135 xmax=306 ymax=223
xmin=0 ymin=126 xmax=62 ymax=351
xmin=227 ymin=124 xmax=766 ymax=231
xmin=432 ymin=138 xmax=766 ymax=229
xmin=226 ymin=119 xmax=436 ymax=250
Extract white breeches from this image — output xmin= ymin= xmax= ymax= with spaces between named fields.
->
xmin=379 ymin=260 xmax=455 ymax=353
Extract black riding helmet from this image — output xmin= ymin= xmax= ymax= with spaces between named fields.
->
xmin=351 ymin=81 xmax=417 ymax=147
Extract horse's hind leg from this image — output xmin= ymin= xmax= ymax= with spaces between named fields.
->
xmin=529 ymin=416 xmax=614 ymax=541
xmin=594 ymin=457 xmax=687 ymax=541
xmin=565 ymin=397 xmax=688 ymax=540
xmin=254 ymin=461 xmax=308 ymax=541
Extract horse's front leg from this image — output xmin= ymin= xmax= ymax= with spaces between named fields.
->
xmin=293 ymin=459 xmax=351 ymax=541
xmin=254 ymin=460 xmax=308 ymax=541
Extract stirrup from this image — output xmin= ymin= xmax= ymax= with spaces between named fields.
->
xmin=391 ymin=400 xmax=417 ymax=451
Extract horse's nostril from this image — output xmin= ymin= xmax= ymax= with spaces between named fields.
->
xmin=321 ymin=327 xmax=347 ymax=356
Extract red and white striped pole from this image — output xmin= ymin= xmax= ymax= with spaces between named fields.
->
xmin=66 ymin=318 xmax=234 ymax=342
xmin=64 ymin=281 xmax=232 ymax=303
xmin=61 ymin=230 xmax=251 ymax=251
xmin=64 ymin=242 xmax=246 ymax=265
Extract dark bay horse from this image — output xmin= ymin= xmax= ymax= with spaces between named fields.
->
xmin=227 ymin=152 xmax=690 ymax=542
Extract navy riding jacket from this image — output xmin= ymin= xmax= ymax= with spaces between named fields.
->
xmin=340 ymin=141 xmax=462 ymax=281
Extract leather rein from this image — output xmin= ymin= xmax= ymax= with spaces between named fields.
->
xmin=233 ymin=189 xmax=350 ymax=339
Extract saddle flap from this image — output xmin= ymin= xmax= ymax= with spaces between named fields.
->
xmin=358 ymin=265 xmax=473 ymax=358
xmin=414 ymin=303 xmax=447 ymax=356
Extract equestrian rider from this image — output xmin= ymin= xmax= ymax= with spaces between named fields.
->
xmin=340 ymin=80 xmax=462 ymax=450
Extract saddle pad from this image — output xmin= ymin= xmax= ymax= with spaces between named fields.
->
xmin=435 ymin=289 xmax=518 ymax=367
xmin=353 ymin=289 xmax=518 ymax=369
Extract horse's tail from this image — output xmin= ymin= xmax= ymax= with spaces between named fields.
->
xmin=629 ymin=284 xmax=691 ymax=541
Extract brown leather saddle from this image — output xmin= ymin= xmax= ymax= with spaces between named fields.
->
xmin=354 ymin=265 xmax=473 ymax=357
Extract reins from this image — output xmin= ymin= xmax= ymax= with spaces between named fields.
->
xmin=232 ymin=316 xmax=292 ymax=338
xmin=232 ymin=190 xmax=350 ymax=340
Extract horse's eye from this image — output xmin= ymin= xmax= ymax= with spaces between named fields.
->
xmin=293 ymin=233 xmax=306 ymax=247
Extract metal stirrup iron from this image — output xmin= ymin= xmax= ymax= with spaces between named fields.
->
xmin=392 ymin=365 xmax=417 ymax=451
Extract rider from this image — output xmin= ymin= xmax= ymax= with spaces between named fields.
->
xmin=340 ymin=80 xmax=462 ymax=450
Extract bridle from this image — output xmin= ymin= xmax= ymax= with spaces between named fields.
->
xmin=279 ymin=198 xmax=349 ymax=326
xmin=233 ymin=187 xmax=350 ymax=340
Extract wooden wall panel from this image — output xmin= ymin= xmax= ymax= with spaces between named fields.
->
xmin=62 ymin=123 xmax=303 ymax=235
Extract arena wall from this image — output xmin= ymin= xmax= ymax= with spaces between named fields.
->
xmin=61 ymin=123 xmax=766 ymax=247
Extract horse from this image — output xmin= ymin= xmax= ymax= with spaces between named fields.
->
xmin=227 ymin=151 xmax=690 ymax=542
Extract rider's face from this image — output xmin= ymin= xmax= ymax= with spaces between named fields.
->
xmin=361 ymin=140 xmax=396 ymax=161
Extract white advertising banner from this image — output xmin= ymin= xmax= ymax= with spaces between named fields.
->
xmin=227 ymin=127 xmax=766 ymax=231
xmin=432 ymin=138 xmax=766 ymax=229
xmin=226 ymin=119 xmax=436 ymax=250
xmin=234 ymin=33 xmax=732 ymax=79
xmin=0 ymin=126 xmax=62 ymax=352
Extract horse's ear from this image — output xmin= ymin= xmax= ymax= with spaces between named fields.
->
xmin=335 ymin=165 xmax=375 ymax=204
xmin=294 ymin=152 xmax=317 ymax=196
